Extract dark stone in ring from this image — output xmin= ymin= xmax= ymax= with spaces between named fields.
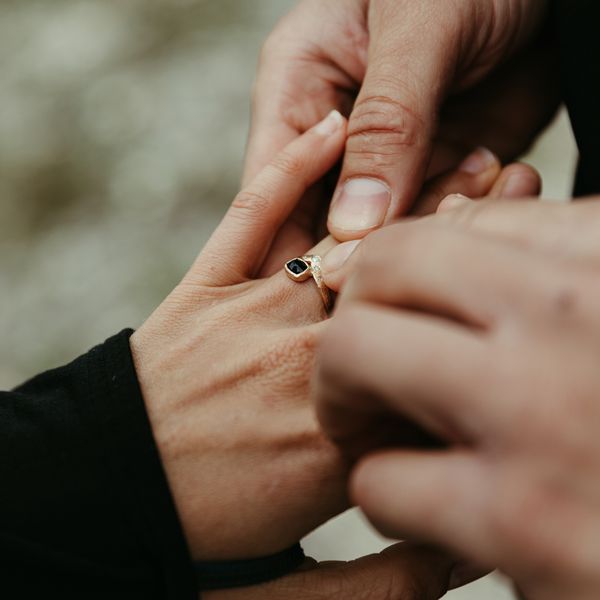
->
xmin=286 ymin=258 xmax=309 ymax=275
xmin=285 ymin=258 xmax=313 ymax=282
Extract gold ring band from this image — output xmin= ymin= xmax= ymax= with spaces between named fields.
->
xmin=284 ymin=255 xmax=333 ymax=314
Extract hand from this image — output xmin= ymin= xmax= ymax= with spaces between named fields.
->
xmin=205 ymin=543 xmax=453 ymax=600
xmin=246 ymin=0 xmax=559 ymax=241
xmin=131 ymin=107 xmax=534 ymax=562
xmin=256 ymin=137 xmax=539 ymax=277
xmin=315 ymin=202 xmax=600 ymax=600
xmin=322 ymin=162 xmax=542 ymax=292
xmin=130 ymin=111 xmax=350 ymax=562
xmin=434 ymin=194 xmax=600 ymax=265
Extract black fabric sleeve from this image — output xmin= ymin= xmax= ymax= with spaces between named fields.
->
xmin=0 ymin=330 xmax=196 ymax=599
xmin=195 ymin=544 xmax=306 ymax=591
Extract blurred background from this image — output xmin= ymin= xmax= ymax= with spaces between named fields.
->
xmin=0 ymin=1 xmax=578 ymax=597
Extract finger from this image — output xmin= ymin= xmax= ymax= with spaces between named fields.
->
xmin=243 ymin=118 xmax=302 ymax=188
xmin=322 ymin=162 xmax=540 ymax=291
xmin=324 ymin=222 xmax=540 ymax=327
xmin=314 ymin=543 xmax=454 ymax=600
xmin=322 ymin=150 xmax=505 ymax=292
xmin=449 ymin=561 xmax=492 ymax=590
xmin=192 ymin=111 xmax=347 ymax=286
xmin=257 ymin=235 xmax=339 ymax=329
xmin=411 ymin=147 xmax=501 ymax=217
xmin=351 ymin=449 xmax=499 ymax=569
xmin=487 ymin=163 xmax=541 ymax=199
xmin=242 ymin=2 xmax=364 ymax=186
xmin=436 ymin=197 xmax=600 ymax=266
xmin=204 ymin=543 xmax=454 ymax=600
xmin=436 ymin=164 xmax=540 ymax=214
xmin=316 ymin=303 xmax=495 ymax=448
xmin=327 ymin=6 xmax=460 ymax=241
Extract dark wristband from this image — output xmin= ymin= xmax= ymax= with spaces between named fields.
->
xmin=195 ymin=543 xmax=306 ymax=590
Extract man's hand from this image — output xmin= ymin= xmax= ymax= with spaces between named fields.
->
xmin=315 ymin=201 xmax=600 ymax=600
xmin=205 ymin=543 xmax=454 ymax=600
xmin=246 ymin=0 xmax=559 ymax=241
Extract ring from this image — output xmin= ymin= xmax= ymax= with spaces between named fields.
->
xmin=285 ymin=255 xmax=333 ymax=314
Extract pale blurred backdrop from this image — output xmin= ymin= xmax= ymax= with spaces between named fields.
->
xmin=0 ymin=1 xmax=578 ymax=598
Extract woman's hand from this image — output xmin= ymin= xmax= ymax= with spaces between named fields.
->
xmin=246 ymin=0 xmax=558 ymax=241
xmin=131 ymin=111 xmax=351 ymax=562
xmin=315 ymin=200 xmax=600 ymax=600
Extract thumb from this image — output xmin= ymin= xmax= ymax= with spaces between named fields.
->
xmin=328 ymin=3 xmax=460 ymax=241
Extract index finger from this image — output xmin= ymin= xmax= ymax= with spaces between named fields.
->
xmin=315 ymin=302 xmax=492 ymax=456
xmin=190 ymin=111 xmax=347 ymax=287
xmin=437 ymin=196 xmax=600 ymax=265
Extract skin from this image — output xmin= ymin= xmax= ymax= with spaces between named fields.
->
xmin=246 ymin=0 xmax=560 ymax=241
xmin=125 ymin=106 xmax=543 ymax=600
xmin=316 ymin=197 xmax=600 ymax=600
xmin=130 ymin=110 xmax=527 ymax=565
xmin=205 ymin=544 xmax=454 ymax=600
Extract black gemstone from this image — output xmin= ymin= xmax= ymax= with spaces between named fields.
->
xmin=287 ymin=259 xmax=309 ymax=275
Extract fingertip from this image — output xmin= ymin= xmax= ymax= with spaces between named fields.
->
xmin=328 ymin=178 xmax=391 ymax=241
xmin=313 ymin=109 xmax=346 ymax=137
xmin=458 ymin=147 xmax=500 ymax=176
xmin=412 ymin=149 xmax=500 ymax=217
xmin=490 ymin=163 xmax=542 ymax=199
xmin=322 ymin=240 xmax=362 ymax=291
xmin=437 ymin=193 xmax=473 ymax=213
xmin=350 ymin=452 xmax=389 ymax=510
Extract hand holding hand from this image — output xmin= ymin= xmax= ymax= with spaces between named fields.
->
xmin=130 ymin=110 xmax=535 ymax=564
xmin=247 ymin=0 xmax=558 ymax=241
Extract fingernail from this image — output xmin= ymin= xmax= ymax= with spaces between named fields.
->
xmin=437 ymin=193 xmax=471 ymax=212
xmin=500 ymin=171 xmax=540 ymax=197
xmin=459 ymin=147 xmax=497 ymax=175
xmin=322 ymin=240 xmax=361 ymax=275
xmin=329 ymin=178 xmax=391 ymax=233
xmin=315 ymin=110 xmax=344 ymax=136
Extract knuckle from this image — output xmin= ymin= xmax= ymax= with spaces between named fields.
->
xmin=393 ymin=574 xmax=425 ymax=600
xmin=347 ymin=92 xmax=425 ymax=165
xmin=270 ymin=150 xmax=305 ymax=179
xmin=262 ymin=328 xmax=319 ymax=379
xmin=230 ymin=189 xmax=271 ymax=218
xmin=438 ymin=196 xmax=483 ymax=227
xmin=536 ymin=272 xmax=588 ymax=322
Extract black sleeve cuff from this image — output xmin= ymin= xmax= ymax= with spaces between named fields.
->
xmin=96 ymin=330 xmax=197 ymax=598
xmin=1 ymin=330 xmax=196 ymax=599
xmin=195 ymin=543 xmax=306 ymax=590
